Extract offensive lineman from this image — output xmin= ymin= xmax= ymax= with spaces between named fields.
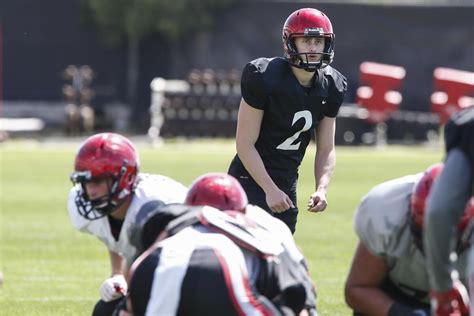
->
xmin=185 ymin=172 xmax=307 ymax=265
xmin=345 ymin=164 xmax=471 ymax=316
xmin=67 ymin=133 xmax=187 ymax=316
xmin=228 ymin=7 xmax=347 ymax=233
xmin=120 ymin=173 xmax=317 ymax=315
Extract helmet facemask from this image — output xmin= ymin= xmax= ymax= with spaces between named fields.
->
xmin=71 ymin=162 xmax=133 ymax=220
xmin=286 ymin=32 xmax=335 ymax=72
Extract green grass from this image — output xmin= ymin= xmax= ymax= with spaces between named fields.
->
xmin=0 ymin=139 xmax=443 ymax=315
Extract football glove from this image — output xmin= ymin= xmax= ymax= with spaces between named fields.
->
xmin=431 ymin=281 xmax=470 ymax=316
xmin=100 ymin=274 xmax=127 ymax=302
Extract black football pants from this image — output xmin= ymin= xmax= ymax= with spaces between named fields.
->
xmin=229 ymin=166 xmax=299 ymax=234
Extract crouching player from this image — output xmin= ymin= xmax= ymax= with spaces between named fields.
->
xmin=345 ymin=164 xmax=471 ymax=316
xmin=118 ymin=173 xmax=317 ymax=315
xmin=67 ymin=133 xmax=187 ymax=315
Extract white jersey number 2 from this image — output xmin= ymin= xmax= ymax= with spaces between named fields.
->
xmin=276 ymin=110 xmax=312 ymax=150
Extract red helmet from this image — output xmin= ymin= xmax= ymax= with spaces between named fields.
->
xmin=410 ymin=164 xmax=474 ymax=253
xmin=459 ymin=197 xmax=474 ymax=231
xmin=70 ymin=133 xmax=140 ymax=219
xmin=185 ymin=173 xmax=248 ymax=213
xmin=282 ymin=8 xmax=335 ymax=71
xmin=410 ymin=163 xmax=444 ymax=230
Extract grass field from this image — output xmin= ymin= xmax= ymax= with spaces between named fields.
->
xmin=0 ymin=138 xmax=443 ymax=315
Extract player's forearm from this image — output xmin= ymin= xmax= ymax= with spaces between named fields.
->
xmin=345 ymin=286 xmax=393 ymax=315
xmin=314 ymin=147 xmax=335 ymax=192
xmin=424 ymin=149 xmax=471 ymax=291
xmin=236 ymin=142 xmax=278 ymax=194
xmin=109 ymin=250 xmax=126 ymax=276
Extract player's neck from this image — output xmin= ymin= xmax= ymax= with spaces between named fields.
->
xmin=109 ymin=197 xmax=132 ymax=220
xmin=291 ymin=66 xmax=316 ymax=87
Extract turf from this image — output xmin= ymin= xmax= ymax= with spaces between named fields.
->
xmin=0 ymin=139 xmax=442 ymax=315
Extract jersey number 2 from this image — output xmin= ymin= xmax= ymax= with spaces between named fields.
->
xmin=276 ymin=110 xmax=312 ymax=150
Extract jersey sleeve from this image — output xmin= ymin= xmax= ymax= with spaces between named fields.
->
xmin=323 ymin=67 xmax=347 ymax=118
xmin=137 ymin=174 xmax=188 ymax=204
xmin=353 ymin=175 xmax=419 ymax=258
xmin=246 ymin=205 xmax=304 ymax=263
xmin=354 ymin=193 xmax=388 ymax=257
xmin=241 ymin=62 xmax=266 ymax=110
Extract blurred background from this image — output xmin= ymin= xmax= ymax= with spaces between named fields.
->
xmin=0 ymin=0 xmax=473 ymax=142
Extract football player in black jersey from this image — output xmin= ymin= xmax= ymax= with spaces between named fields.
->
xmin=117 ymin=175 xmax=317 ymax=316
xmin=228 ymin=8 xmax=347 ymax=233
xmin=424 ymin=106 xmax=473 ymax=316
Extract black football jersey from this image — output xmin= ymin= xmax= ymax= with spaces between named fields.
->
xmin=236 ymin=57 xmax=347 ymax=173
xmin=444 ymin=106 xmax=474 ymax=183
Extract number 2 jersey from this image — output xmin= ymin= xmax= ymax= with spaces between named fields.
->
xmin=67 ymin=173 xmax=187 ymax=265
xmin=230 ymin=57 xmax=347 ymax=174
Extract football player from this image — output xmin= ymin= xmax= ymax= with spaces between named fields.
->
xmin=119 ymin=173 xmax=317 ymax=316
xmin=67 ymin=133 xmax=187 ymax=316
xmin=228 ymin=7 xmax=347 ymax=233
xmin=184 ymin=172 xmax=306 ymax=264
xmin=424 ymin=106 xmax=474 ymax=316
xmin=345 ymin=164 xmax=471 ymax=316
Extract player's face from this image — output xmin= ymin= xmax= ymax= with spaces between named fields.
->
xmin=294 ymin=36 xmax=325 ymax=62
xmin=84 ymin=177 xmax=112 ymax=200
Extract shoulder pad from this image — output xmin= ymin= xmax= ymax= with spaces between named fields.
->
xmin=322 ymin=66 xmax=347 ymax=93
xmin=199 ymin=207 xmax=284 ymax=257
xmin=354 ymin=174 xmax=421 ymax=257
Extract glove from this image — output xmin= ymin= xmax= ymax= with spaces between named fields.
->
xmin=431 ymin=281 xmax=470 ymax=316
xmin=100 ymin=274 xmax=128 ymax=302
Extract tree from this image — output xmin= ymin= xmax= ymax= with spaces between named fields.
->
xmin=82 ymin=0 xmax=235 ymax=108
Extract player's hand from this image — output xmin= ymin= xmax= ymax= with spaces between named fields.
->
xmin=431 ymin=281 xmax=470 ymax=316
xmin=100 ymin=274 xmax=127 ymax=302
xmin=266 ymin=188 xmax=294 ymax=213
xmin=307 ymin=191 xmax=327 ymax=213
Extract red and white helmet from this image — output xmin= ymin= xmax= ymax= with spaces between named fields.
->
xmin=410 ymin=163 xmax=474 ymax=253
xmin=185 ymin=173 xmax=248 ymax=213
xmin=410 ymin=164 xmax=444 ymax=229
xmin=409 ymin=164 xmax=444 ymax=251
xmin=70 ymin=133 xmax=139 ymax=220
xmin=282 ymin=8 xmax=335 ymax=71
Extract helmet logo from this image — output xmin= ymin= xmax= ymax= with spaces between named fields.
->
xmin=70 ymin=170 xmax=92 ymax=183
xmin=304 ymin=28 xmax=323 ymax=36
